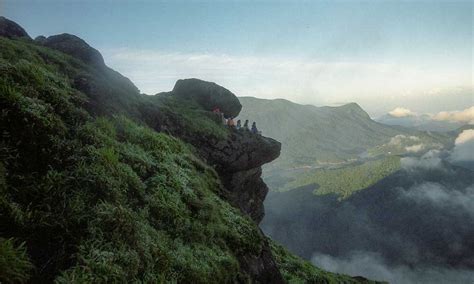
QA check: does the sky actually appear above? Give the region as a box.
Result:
[2,0,473,117]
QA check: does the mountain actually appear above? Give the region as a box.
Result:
[377,113,465,132]
[0,17,375,283]
[238,97,453,192]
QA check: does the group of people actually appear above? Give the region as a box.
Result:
[213,107,260,134]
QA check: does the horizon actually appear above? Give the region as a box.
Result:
[2,0,472,117]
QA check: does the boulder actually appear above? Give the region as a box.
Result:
[42,33,105,68]
[172,78,242,118]
[0,16,31,39]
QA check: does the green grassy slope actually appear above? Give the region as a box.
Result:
[0,34,364,283]
[279,156,402,198]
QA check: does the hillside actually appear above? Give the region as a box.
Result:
[0,17,374,283]
[238,97,454,194]
[239,97,451,169]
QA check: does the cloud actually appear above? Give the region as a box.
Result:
[312,252,474,284]
[455,129,474,145]
[432,106,474,124]
[405,143,425,153]
[401,150,443,170]
[100,48,471,114]
[450,129,474,162]
[403,182,474,217]
[388,135,420,146]
[388,107,416,118]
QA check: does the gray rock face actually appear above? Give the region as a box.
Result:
[172,78,242,118]
[42,33,105,67]
[0,16,31,39]
[193,130,281,223]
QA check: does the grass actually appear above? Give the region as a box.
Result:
[0,35,373,283]
[282,156,401,198]
[0,238,33,283]
[0,37,257,282]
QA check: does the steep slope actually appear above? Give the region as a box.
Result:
[0,17,371,283]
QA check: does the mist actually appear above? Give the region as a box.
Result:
[312,251,474,284]
[262,152,474,283]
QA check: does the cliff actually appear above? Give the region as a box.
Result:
[0,17,375,283]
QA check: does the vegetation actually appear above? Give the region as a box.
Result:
[238,97,452,176]
[0,31,365,282]
[281,156,401,198]
[0,238,33,283]
[145,94,230,140]
[0,35,259,282]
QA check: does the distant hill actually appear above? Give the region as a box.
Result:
[238,97,452,173]
[377,113,465,131]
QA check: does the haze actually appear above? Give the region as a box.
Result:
[3,0,472,117]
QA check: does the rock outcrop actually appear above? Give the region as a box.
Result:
[0,16,31,39]
[41,33,106,68]
[144,79,283,282]
[150,79,281,223]
[197,130,281,223]
[173,78,242,118]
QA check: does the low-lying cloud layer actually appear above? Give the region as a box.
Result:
[402,182,474,218]
[263,151,474,284]
[386,106,474,124]
[312,252,474,284]
[450,129,474,163]
[433,106,474,124]
[388,107,416,118]
[401,150,443,170]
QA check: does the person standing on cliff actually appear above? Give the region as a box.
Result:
[220,112,226,125]
[243,120,249,130]
[227,117,236,128]
[236,120,241,130]
[251,122,259,134]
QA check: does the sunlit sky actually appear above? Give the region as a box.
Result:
[2,0,473,117]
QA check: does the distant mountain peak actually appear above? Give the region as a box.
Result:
[329,102,371,119]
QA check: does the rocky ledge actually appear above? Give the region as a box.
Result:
[197,129,281,223]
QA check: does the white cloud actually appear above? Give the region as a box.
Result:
[405,143,425,153]
[312,251,474,284]
[100,48,471,114]
[401,150,443,170]
[388,135,420,146]
[454,129,474,145]
[450,129,474,162]
[388,107,416,118]
[403,183,474,217]
[432,106,474,124]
